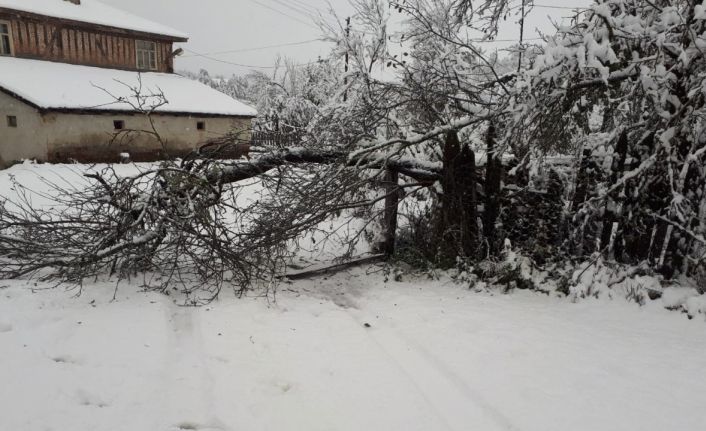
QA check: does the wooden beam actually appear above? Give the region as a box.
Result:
[281,254,387,280]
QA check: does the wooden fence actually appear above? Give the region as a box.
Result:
[251,131,303,148]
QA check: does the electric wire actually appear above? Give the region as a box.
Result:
[246,0,318,28]
[181,38,325,58]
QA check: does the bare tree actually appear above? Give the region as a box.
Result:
[95,75,171,157]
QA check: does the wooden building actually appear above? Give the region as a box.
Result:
[0,0,256,167]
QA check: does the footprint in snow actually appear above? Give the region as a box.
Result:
[76,389,109,408]
[174,422,224,431]
[0,322,12,333]
[272,379,293,394]
[51,355,80,365]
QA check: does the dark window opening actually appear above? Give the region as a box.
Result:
[55,30,63,51]
[7,115,17,128]
[0,21,12,56]
[113,120,125,130]
[196,121,206,131]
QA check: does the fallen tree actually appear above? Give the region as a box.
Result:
[0,0,525,299]
[7,0,703,302]
[0,143,441,301]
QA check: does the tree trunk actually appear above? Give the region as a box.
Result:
[437,130,478,264]
[621,133,655,262]
[600,130,628,259]
[483,123,502,256]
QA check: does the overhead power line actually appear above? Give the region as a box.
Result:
[269,0,317,20]
[287,0,319,13]
[185,2,583,70]
[475,36,546,43]
[533,3,589,10]
[246,0,318,28]
[384,33,546,44]
[269,0,341,29]
[183,48,322,70]
[182,38,325,58]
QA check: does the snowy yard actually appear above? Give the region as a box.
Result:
[0,164,704,431]
[4,0,706,428]
[1,270,705,431]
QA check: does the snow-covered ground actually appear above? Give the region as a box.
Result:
[1,270,705,431]
[1,162,705,431]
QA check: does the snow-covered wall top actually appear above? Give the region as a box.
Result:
[0,0,188,40]
[0,57,257,117]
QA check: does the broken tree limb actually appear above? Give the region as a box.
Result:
[210,147,443,185]
[281,254,387,280]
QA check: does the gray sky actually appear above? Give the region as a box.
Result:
[101,0,589,77]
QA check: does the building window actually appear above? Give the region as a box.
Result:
[7,115,17,127]
[136,40,157,70]
[197,121,206,131]
[0,21,13,56]
[113,120,125,130]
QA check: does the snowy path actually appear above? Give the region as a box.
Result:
[1,271,705,431]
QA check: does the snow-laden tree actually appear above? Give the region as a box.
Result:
[181,69,251,101]
[507,0,706,275]
[243,57,341,134]
[184,59,341,135]
[0,0,543,296]
[307,0,538,263]
[5,0,704,298]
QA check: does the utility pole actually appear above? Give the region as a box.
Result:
[344,16,350,102]
[517,0,525,73]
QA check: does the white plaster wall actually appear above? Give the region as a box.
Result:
[0,91,48,166]
[0,92,252,167]
[44,112,252,162]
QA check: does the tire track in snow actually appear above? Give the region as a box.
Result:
[342,305,520,431]
[163,303,227,431]
[395,329,521,431]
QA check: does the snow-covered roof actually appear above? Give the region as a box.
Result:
[0,0,188,40]
[0,57,257,117]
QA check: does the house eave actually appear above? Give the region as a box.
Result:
[0,86,42,110]
[39,107,256,119]
[0,86,255,119]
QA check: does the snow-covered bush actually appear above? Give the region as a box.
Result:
[468,240,561,293]
[568,257,706,318]
[510,0,706,279]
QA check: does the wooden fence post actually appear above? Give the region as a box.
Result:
[438,131,478,263]
[381,169,399,256]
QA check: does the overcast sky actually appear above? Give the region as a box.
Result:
[101,0,590,77]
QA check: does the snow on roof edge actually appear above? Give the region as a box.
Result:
[0,0,188,40]
[0,57,257,118]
